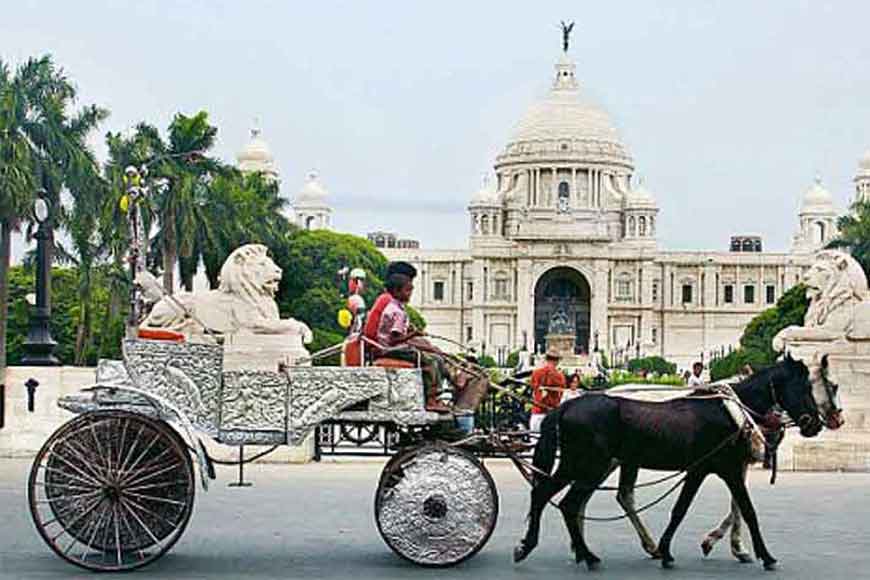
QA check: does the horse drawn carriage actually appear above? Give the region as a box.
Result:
[25,222,852,573]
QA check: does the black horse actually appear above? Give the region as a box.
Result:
[514,356,825,571]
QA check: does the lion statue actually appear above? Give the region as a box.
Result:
[773,250,867,350]
[142,244,313,344]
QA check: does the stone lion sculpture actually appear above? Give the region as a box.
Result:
[143,244,313,344]
[773,250,868,350]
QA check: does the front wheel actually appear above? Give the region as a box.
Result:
[374,443,499,567]
[28,411,195,572]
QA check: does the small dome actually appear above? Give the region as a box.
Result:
[296,171,330,205]
[802,175,835,212]
[237,127,277,177]
[623,181,657,208]
[858,150,870,172]
[469,175,500,207]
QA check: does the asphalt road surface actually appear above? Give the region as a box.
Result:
[1,458,867,580]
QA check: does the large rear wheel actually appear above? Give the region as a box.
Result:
[374,442,499,567]
[28,411,195,572]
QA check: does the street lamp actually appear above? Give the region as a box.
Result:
[22,194,59,366]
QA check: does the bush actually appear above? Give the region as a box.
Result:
[506,350,520,369]
[627,356,677,376]
[478,354,497,368]
[606,370,684,387]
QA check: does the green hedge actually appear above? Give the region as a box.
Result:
[626,356,677,376]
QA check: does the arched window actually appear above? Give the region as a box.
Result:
[639,216,647,236]
[480,214,490,235]
[628,216,636,237]
[813,221,826,244]
[305,216,315,230]
[557,181,570,213]
[649,217,655,235]
[742,239,754,252]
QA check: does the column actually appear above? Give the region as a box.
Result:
[527,169,532,206]
[551,166,557,208]
[572,167,577,204]
[535,169,541,207]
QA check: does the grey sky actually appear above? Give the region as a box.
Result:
[3,0,869,260]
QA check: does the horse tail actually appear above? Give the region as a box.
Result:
[532,409,561,483]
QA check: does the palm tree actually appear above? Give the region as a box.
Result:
[0,56,82,372]
[152,111,218,293]
[828,200,870,281]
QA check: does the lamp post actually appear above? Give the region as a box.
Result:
[22,195,59,366]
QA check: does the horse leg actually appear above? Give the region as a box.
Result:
[656,471,707,569]
[729,462,753,562]
[514,471,569,563]
[560,483,601,569]
[721,469,778,570]
[616,464,660,558]
[700,506,733,557]
[561,465,612,570]
[729,497,753,562]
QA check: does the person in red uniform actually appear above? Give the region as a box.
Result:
[529,348,565,432]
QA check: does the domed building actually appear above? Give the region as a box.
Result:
[372,39,865,369]
[792,175,838,252]
[294,171,333,231]
[236,125,279,182]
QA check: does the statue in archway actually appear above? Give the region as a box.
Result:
[547,306,573,335]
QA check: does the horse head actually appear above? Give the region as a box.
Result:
[809,354,845,430]
[774,355,825,437]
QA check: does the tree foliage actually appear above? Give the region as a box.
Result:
[829,199,870,279]
[710,284,809,380]
[626,356,677,376]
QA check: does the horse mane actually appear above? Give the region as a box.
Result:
[732,360,787,409]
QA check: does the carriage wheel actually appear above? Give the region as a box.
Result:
[28,411,195,572]
[340,422,380,445]
[375,443,499,567]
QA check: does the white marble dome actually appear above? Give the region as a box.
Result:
[624,182,657,208]
[296,171,330,206]
[802,175,835,212]
[237,127,277,178]
[469,176,500,207]
[496,52,632,170]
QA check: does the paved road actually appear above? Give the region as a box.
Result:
[1,457,867,580]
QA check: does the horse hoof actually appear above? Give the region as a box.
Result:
[513,544,529,563]
[661,559,675,570]
[763,559,778,571]
[701,540,713,557]
[649,549,663,560]
[586,559,601,572]
[735,552,754,564]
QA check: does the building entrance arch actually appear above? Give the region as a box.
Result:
[533,266,591,355]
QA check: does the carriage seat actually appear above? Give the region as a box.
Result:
[372,358,416,369]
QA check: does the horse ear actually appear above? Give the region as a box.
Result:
[821,354,829,369]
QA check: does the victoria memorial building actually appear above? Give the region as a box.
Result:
[236,46,870,369]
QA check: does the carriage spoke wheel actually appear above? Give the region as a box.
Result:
[375,443,498,567]
[28,411,195,572]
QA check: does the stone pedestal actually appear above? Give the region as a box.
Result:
[546,333,584,367]
[778,339,870,471]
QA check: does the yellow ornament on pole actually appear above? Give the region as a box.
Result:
[337,308,353,329]
[119,195,130,213]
